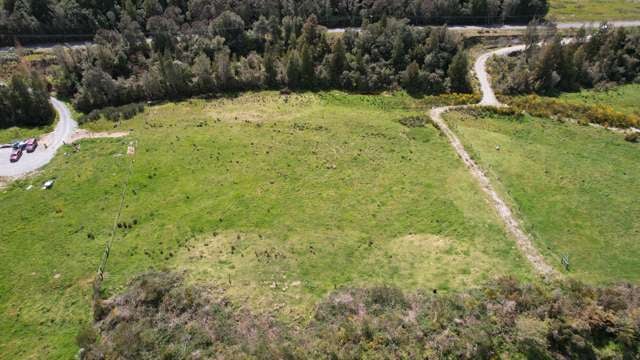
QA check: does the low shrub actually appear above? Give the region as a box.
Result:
[79,103,145,124]
[625,132,639,143]
[80,272,640,359]
[399,116,428,128]
[463,106,525,119]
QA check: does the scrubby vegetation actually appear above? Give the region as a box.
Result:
[398,115,429,128]
[0,0,549,45]
[78,102,144,124]
[555,83,640,116]
[506,95,640,128]
[82,271,640,359]
[0,67,55,128]
[491,23,640,96]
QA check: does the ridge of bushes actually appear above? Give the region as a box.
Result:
[80,272,640,359]
[507,95,640,129]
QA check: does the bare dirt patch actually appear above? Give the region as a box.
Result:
[69,129,129,143]
[0,176,9,189]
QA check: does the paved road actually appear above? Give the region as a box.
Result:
[0,98,77,177]
[429,45,558,278]
[0,41,91,53]
[2,20,639,53]
[327,20,640,33]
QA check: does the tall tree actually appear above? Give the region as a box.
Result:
[286,50,301,88]
[264,44,280,87]
[448,50,471,93]
[402,61,423,94]
[299,43,315,87]
[328,37,347,86]
[192,52,214,93]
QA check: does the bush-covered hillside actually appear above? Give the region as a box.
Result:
[81,271,640,359]
[0,0,549,45]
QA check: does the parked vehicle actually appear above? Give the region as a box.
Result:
[10,148,23,162]
[42,180,55,189]
[11,141,25,150]
[25,138,38,153]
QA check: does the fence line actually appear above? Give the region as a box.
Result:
[92,140,137,304]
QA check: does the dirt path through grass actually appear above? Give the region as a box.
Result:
[429,46,558,278]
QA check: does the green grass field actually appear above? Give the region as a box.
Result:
[0,91,531,359]
[0,124,53,144]
[446,110,640,284]
[549,0,640,21]
[554,84,640,116]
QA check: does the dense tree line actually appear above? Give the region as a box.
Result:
[0,68,55,128]
[0,0,549,45]
[54,16,473,112]
[493,23,640,95]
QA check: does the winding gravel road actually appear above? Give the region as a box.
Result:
[0,98,77,177]
[430,44,558,278]
[475,45,525,106]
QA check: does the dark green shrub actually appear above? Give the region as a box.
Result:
[75,324,98,349]
[79,103,145,124]
[399,116,427,128]
[624,132,638,143]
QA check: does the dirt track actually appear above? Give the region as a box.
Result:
[429,46,558,278]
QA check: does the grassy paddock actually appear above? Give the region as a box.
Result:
[549,0,640,21]
[0,91,529,359]
[446,110,640,284]
[0,124,54,144]
[554,84,640,116]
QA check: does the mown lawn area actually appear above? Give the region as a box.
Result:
[554,84,640,116]
[446,110,640,284]
[549,0,640,21]
[0,91,531,359]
